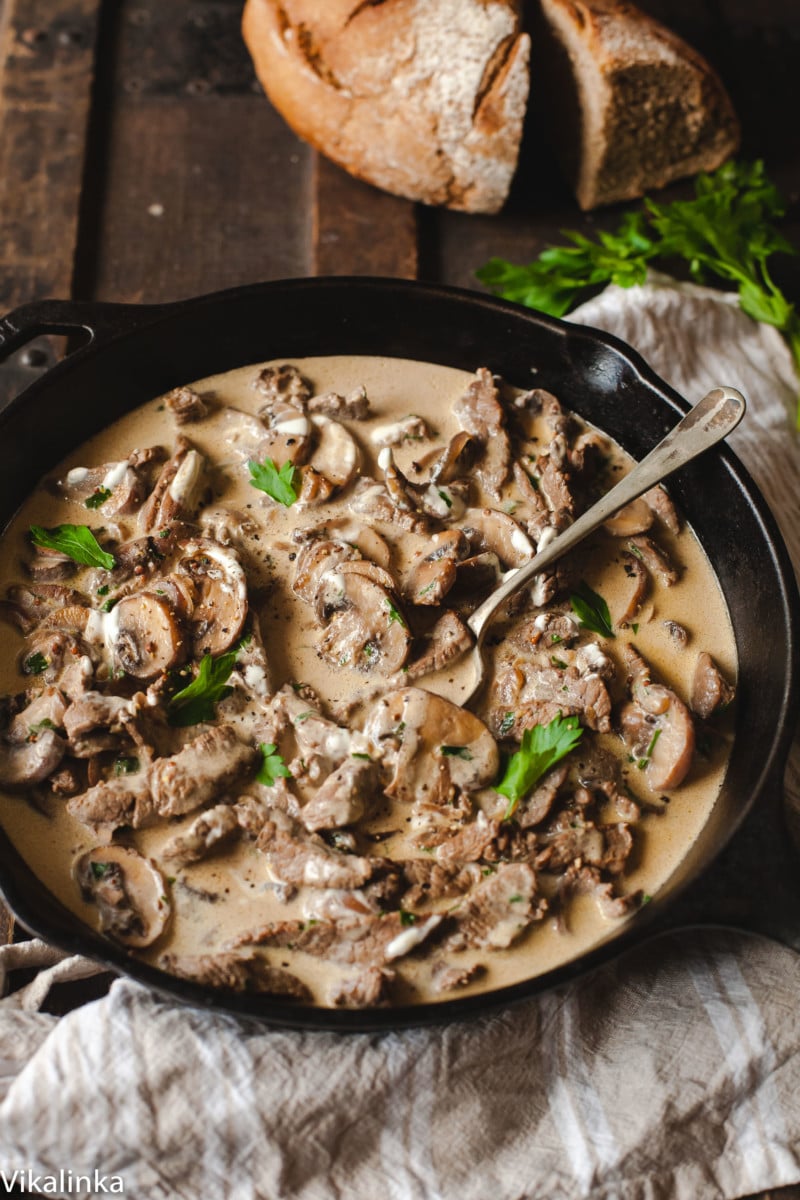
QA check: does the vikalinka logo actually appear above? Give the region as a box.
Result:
[1,1168,124,1194]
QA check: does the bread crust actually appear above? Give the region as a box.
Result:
[535,0,740,209]
[242,0,531,214]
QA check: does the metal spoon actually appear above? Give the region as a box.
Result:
[424,386,746,706]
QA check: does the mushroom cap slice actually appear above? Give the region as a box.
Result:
[316,519,392,570]
[292,538,362,604]
[174,539,248,657]
[318,573,411,675]
[364,687,499,804]
[621,645,696,791]
[603,498,654,537]
[111,592,186,680]
[75,845,171,948]
[0,726,65,789]
[303,415,360,492]
[460,507,533,569]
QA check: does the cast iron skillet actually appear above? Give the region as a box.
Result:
[0,278,797,1031]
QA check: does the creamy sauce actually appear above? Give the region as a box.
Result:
[0,356,736,1006]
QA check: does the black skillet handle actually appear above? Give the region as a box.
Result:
[0,297,167,363]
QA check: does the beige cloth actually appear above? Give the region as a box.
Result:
[0,277,799,1200]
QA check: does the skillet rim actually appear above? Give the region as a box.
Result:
[0,275,797,1031]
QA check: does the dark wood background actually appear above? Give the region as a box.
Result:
[0,3,798,1194]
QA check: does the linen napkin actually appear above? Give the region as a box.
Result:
[1,276,799,1200]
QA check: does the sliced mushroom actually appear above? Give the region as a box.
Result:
[453,551,502,595]
[603,497,654,537]
[315,559,400,621]
[4,583,86,634]
[174,538,248,656]
[298,415,359,500]
[139,436,207,532]
[643,484,680,534]
[691,652,735,719]
[316,519,392,570]
[620,645,695,791]
[111,592,186,680]
[27,546,77,582]
[292,538,362,605]
[364,687,499,805]
[75,845,170,947]
[6,686,68,742]
[620,550,649,624]
[429,431,481,484]
[319,573,411,675]
[370,415,429,448]
[0,726,65,789]
[460,507,533,569]
[57,448,166,517]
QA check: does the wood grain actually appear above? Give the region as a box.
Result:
[312,153,418,279]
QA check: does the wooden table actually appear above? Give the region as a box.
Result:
[0,2,798,1195]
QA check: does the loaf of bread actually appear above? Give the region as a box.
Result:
[242,0,531,214]
[242,0,739,214]
[532,0,740,210]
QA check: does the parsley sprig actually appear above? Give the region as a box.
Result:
[496,713,583,822]
[248,457,299,506]
[30,524,115,571]
[168,646,240,726]
[476,161,800,427]
[570,581,615,638]
[257,742,292,786]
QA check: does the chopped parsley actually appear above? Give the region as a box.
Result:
[96,585,109,597]
[440,745,473,760]
[22,652,48,676]
[496,712,584,821]
[247,457,299,506]
[637,728,662,770]
[257,742,292,786]
[551,656,568,669]
[351,752,372,761]
[30,523,115,571]
[399,909,417,926]
[85,487,112,510]
[114,756,140,775]
[385,598,407,627]
[437,489,453,509]
[498,712,516,737]
[89,861,110,880]
[570,581,615,638]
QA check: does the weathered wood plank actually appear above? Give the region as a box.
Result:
[0,0,101,307]
[312,153,418,279]
[81,0,312,303]
[0,0,101,944]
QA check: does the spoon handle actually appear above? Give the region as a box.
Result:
[467,386,746,643]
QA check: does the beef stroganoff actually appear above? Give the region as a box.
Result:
[0,357,736,1008]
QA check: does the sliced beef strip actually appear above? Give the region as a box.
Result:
[433,812,500,869]
[400,858,481,909]
[162,803,241,865]
[643,484,680,534]
[300,757,380,832]
[515,665,612,734]
[62,692,135,756]
[328,966,395,1008]
[627,536,678,586]
[560,864,643,922]
[150,725,258,819]
[348,476,435,535]
[165,386,210,425]
[256,819,381,890]
[233,910,441,967]
[516,763,568,829]
[405,611,473,681]
[691,652,735,719]
[6,687,68,742]
[444,863,545,952]
[160,951,311,999]
[1,583,86,635]
[620,550,649,624]
[67,769,154,835]
[252,363,312,413]
[308,385,371,420]
[430,960,486,995]
[452,368,511,498]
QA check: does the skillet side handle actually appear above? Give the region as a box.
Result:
[0,298,167,362]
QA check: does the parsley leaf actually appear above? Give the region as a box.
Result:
[570,581,615,638]
[385,598,407,628]
[440,745,473,760]
[114,756,140,775]
[30,524,115,571]
[496,713,583,821]
[257,742,292,786]
[248,457,299,506]
[167,646,240,726]
[477,160,800,427]
[22,651,48,676]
